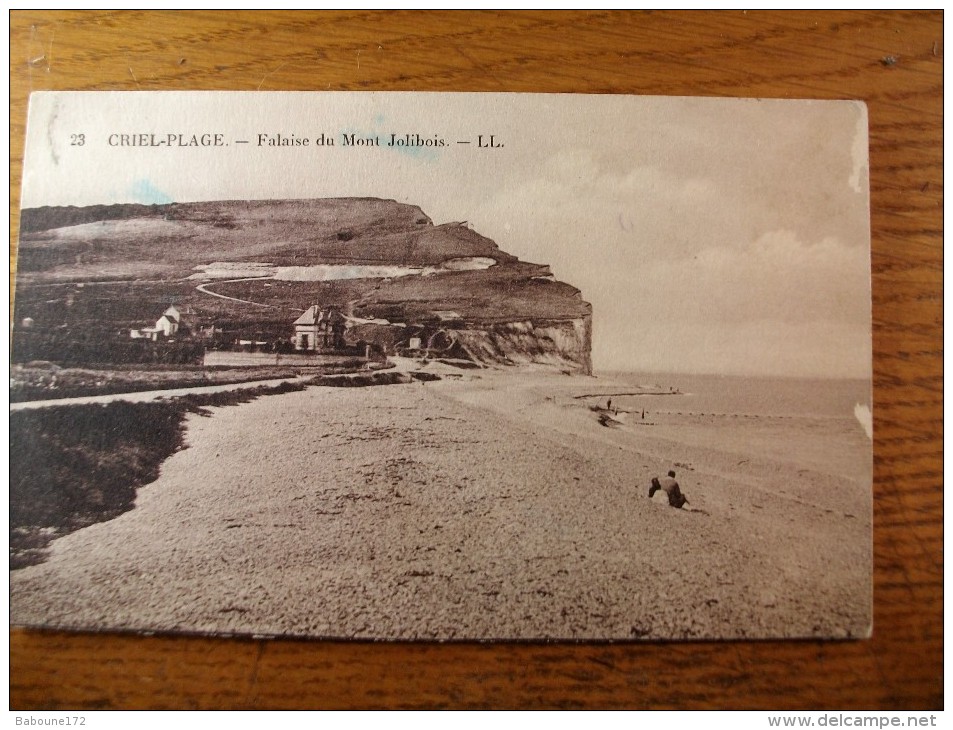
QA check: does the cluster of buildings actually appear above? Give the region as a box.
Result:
[291,305,460,357]
[130,304,463,359]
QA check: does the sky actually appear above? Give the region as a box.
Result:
[20,92,871,377]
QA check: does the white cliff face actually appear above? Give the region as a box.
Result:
[452,315,593,375]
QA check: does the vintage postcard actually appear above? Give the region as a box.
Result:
[10,92,872,640]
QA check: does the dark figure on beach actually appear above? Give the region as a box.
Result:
[607,398,612,412]
[649,470,689,509]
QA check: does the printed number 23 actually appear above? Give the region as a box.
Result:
[70,133,85,146]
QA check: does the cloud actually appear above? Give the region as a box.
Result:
[633,230,872,326]
[590,230,871,375]
[596,318,871,378]
[20,93,872,378]
[468,152,871,376]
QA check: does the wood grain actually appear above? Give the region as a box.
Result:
[9,10,942,710]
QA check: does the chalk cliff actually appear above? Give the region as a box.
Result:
[15,198,593,374]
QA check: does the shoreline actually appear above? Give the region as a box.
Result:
[10,367,871,640]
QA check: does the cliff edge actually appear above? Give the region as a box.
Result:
[14,198,592,374]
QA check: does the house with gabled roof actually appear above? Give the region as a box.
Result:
[293,305,346,351]
[131,305,192,341]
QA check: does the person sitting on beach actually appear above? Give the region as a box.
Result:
[648,471,689,509]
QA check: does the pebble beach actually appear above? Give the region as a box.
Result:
[10,368,872,641]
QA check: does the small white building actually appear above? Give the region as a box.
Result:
[131,305,188,340]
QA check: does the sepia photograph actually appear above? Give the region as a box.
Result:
[10,91,872,641]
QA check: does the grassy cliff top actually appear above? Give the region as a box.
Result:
[14,198,590,332]
[18,198,517,278]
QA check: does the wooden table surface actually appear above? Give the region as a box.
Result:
[9,10,942,710]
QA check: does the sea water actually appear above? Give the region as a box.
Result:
[597,372,872,482]
[599,372,871,419]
